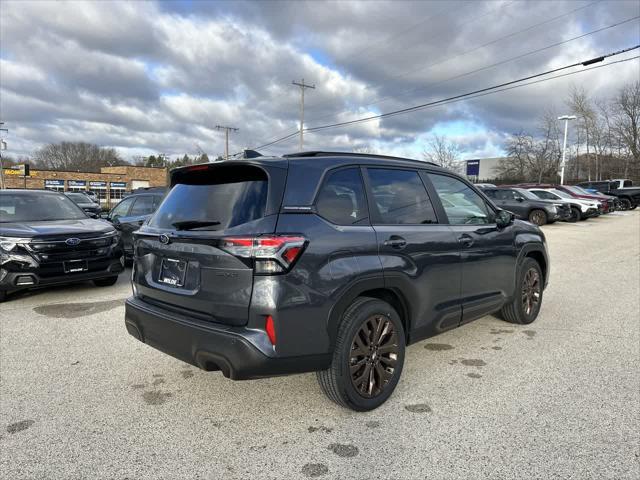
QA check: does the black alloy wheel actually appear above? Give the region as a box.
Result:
[317,297,405,411]
[349,315,399,398]
[619,198,632,211]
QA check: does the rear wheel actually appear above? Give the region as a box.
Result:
[528,209,547,226]
[93,276,118,287]
[500,258,544,325]
[619,198,632,211]
[568,207,581,222]
[317,297,405,411]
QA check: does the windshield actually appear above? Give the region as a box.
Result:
[0,192,88,222]
[66,193,91,204]
[565,186,586,195]
[571,186,592,195]
[550,189,572,199]
[149,166,268,231]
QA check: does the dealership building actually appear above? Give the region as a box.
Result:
[465,157,504,182]
[2,165,168,209]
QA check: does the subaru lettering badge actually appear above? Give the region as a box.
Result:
[65,238,81,246]
[159,234,170,245]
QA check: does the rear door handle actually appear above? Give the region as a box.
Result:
[458,234,474,248]
[384,236,407,249]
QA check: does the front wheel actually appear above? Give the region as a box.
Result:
[93,276,119,287]
[500,258,544,325]
[568,207,581,222]
[528,209,547,226]
[317,297,405,411]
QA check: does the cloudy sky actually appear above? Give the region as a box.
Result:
[1,0,638,162]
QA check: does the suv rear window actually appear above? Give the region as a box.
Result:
[149,166,268,231]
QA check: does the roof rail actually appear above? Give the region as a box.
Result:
[282,151,439,167]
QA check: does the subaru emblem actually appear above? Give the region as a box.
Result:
[159,234,170,245]
[65,238,81,246]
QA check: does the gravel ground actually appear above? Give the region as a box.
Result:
[1,211,639,480]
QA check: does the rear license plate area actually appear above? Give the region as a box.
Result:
[158,258,187,287]
[64,259,88,273]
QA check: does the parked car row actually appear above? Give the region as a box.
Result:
[475,179,639,226]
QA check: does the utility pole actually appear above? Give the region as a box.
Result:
[292,79,315,151]
[0,122,7,190]
[558,115,576,185]
[215,125,239,161]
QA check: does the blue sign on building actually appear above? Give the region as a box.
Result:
[44,179,64,187]
[466,160,480,176]
[68,180,86,187]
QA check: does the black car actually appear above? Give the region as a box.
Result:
[479,186,570,225]
[64,192,102,216]
[575,180,640,210]
[125,152,549,411]
[0,190,124,302]
[104,189,165,257]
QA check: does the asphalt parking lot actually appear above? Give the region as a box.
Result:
[1,212,639,480]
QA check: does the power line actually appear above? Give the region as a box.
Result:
[304,0,602,125]
[306,0,604,124]
[306,45,640,133]
[246,7,631,153]
[236,51,638,156]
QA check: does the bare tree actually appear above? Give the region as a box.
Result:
[33,142,127,172]
[497,130,533,180]
[422,134,463,173]
[612,81,640,177]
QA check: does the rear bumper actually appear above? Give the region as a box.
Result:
[124,296,331,380]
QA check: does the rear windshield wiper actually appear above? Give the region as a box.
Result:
[172,220,221,231]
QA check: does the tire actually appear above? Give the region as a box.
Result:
[0,290,6,303]
[317,297,405,411]
[568,207,581,222]
[630,204,637,210]
[500,258,544,325]
[93,276,119,287]
[619,198,632,211]
[528,209,547,226]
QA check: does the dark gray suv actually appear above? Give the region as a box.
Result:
[125,152,549,411]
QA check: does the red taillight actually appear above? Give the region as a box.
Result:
[219,235,306,274]
[265,315,276,345]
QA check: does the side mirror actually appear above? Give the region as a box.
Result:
[496,209,514,228]
[89,213,100,219]
[516,197,524,202]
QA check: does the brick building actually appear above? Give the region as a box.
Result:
[2,165,168,209]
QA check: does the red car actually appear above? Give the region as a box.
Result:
[516,184,613,213]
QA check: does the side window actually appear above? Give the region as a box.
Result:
[110,197,134,219]
[367,168,437,224]
[153,195,163,210]
[534,190,552,200]
[623,180,632,187]
[428,174,494,225]
[315,168,368,225]
[130,195,155,216]
[482,189,497,199]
